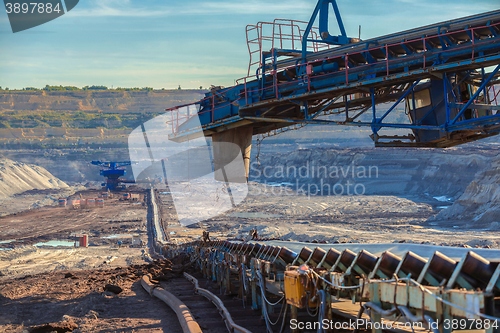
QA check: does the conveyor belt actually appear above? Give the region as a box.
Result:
[253,240,500,261]
[179,239,500,333]
[273,9,500,70]
[165,4,500,148]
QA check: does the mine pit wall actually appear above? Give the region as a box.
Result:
[249,147,494,199]
[1,141,498,227]
[0,128,131,139]
[0,145,494,200]
[0,148,133,183]
[0,90,206,114]
[431,155,500,228]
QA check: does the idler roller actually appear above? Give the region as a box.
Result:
[378,251,401,277]
[251,243,263,255]
[278,247,298,264]
[426,252,457,284]
[337,249,356,272]
[356,250,379,273]
[460,251,497,288]
[270,246,281,258]
[262,246,275,259]
[298,247,313,262]
[240,243,252,254]
[323,248,341,268]
[258,245,272,259]
[311,247,327,266]
[399,251,427,278]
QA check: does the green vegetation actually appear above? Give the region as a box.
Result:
[43,85,80,91]
[82,85,108,90]
[0,86,160,92]
[0,110,161,129]
[114,87,154,91]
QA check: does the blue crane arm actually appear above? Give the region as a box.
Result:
[91,161,132,169]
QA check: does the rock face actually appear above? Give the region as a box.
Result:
[431,156,500,229]
[251,145,500,229]
[250,147,492,199]
[0,158,68,198]
[0,90,204,114]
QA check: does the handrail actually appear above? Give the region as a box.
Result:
[167,21,500,139]
[184,272,253,333]
[235,21,500,103]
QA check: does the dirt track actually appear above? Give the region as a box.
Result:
[0,189,147,247]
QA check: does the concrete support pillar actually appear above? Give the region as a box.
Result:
[212,126,253,182]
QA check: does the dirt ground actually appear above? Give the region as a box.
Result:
[175,183,500,249]
[0,188,78,218]
[1,183,499,332]
[0,188,154,281]
[0,187,190,333]
[0,189,147,248]
[0,262,184,333]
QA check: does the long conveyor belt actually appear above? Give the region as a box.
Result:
[170,239,500,333]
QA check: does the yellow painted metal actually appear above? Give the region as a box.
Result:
[284,266,316,309]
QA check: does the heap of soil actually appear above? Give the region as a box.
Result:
[0,158,68,198]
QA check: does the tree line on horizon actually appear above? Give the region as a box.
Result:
[0,85,206,91]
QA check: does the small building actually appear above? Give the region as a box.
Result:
[75,234,88,247]
[86,198,96,207]
[96,198,104,208]
[132,235,143,247]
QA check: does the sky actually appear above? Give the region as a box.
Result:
[0,0,498,90]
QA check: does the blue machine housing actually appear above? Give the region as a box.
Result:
[91,161,134,191]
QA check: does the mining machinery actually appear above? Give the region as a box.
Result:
[91,160,135,191]
[163,0,500,178]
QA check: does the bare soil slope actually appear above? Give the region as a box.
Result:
[431,155,500,229]
[0,158,68,198]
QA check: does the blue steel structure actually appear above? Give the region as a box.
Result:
[91,160,134,191]
[166,1,500,147]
